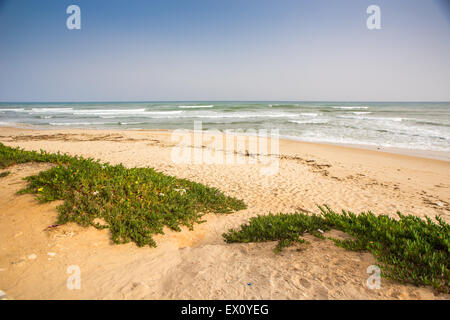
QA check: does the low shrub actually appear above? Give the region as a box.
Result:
[223,205,449,292]
[0,143,246,247]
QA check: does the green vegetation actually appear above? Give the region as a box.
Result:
[223,212,331,253]
[0,144,73,169]
[223,205,449,293]
[0,143,246,247]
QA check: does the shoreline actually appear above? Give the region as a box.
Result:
[1,125,449,162]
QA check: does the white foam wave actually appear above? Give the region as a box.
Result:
[299,113,318,117]
[188,112,298,119]
[338,115,402,122]
[289,119,329,124]
[99,110,184,118]
[117,122,148,125]
[72,108,147,115]
[49,122,110,126]
[146,111,184,115]
[31,108,74,113]
[97,111,298,119]
[0,108,26,112]
[178,105,213,109]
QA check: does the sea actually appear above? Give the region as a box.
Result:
[1,101,449,153]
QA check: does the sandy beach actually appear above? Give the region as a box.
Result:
[0,126,449,300]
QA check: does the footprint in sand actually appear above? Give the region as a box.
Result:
[300,279,312,289]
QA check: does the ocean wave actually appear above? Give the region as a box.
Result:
[49,120,152,126]
[337,115,403,122]
[146,111,184,115]
[31,108,74,113]
[268,104,300,108]
[100,111,299,119]
[32,110,303,120]
[117,122,147,125]
[289,119,329,124]
[349,112,372,115]
[293,135,450,152]
[299,113,318,117]
[187,112,299,119]
[0,108,27,112]
[178,105,214,109]
[49,121,149,126]
[333,106,369,110]
[49,122,111,126]
[98,110,184,118]
[72,108,147,115]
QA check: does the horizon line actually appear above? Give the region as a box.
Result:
[1,100,450,104]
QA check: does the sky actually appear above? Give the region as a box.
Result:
[0,0,449,102]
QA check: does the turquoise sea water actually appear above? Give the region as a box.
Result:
[1,101,449,152]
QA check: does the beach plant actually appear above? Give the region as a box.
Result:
[0,143,246,247]
[223,205,449,293]
[223,212,332,253]
[0,144,73,169]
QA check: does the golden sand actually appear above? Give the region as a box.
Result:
[0,127,449,299]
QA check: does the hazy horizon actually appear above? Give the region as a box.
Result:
[2,100,450,103]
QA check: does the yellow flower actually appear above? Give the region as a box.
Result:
[38,187,43,192]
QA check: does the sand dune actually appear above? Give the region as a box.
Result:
[0,127,449,300]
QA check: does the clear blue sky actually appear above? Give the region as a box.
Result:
[0,0,449,102]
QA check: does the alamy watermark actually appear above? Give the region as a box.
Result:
[66,5,81,30]
[66,5,381,31]
[67,265,81,290]
[367,5,381,30]
[366,265,381,289]
[171,121,280,176]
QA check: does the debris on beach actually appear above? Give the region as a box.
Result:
[46,224,61,229]
[11,258,25,266]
